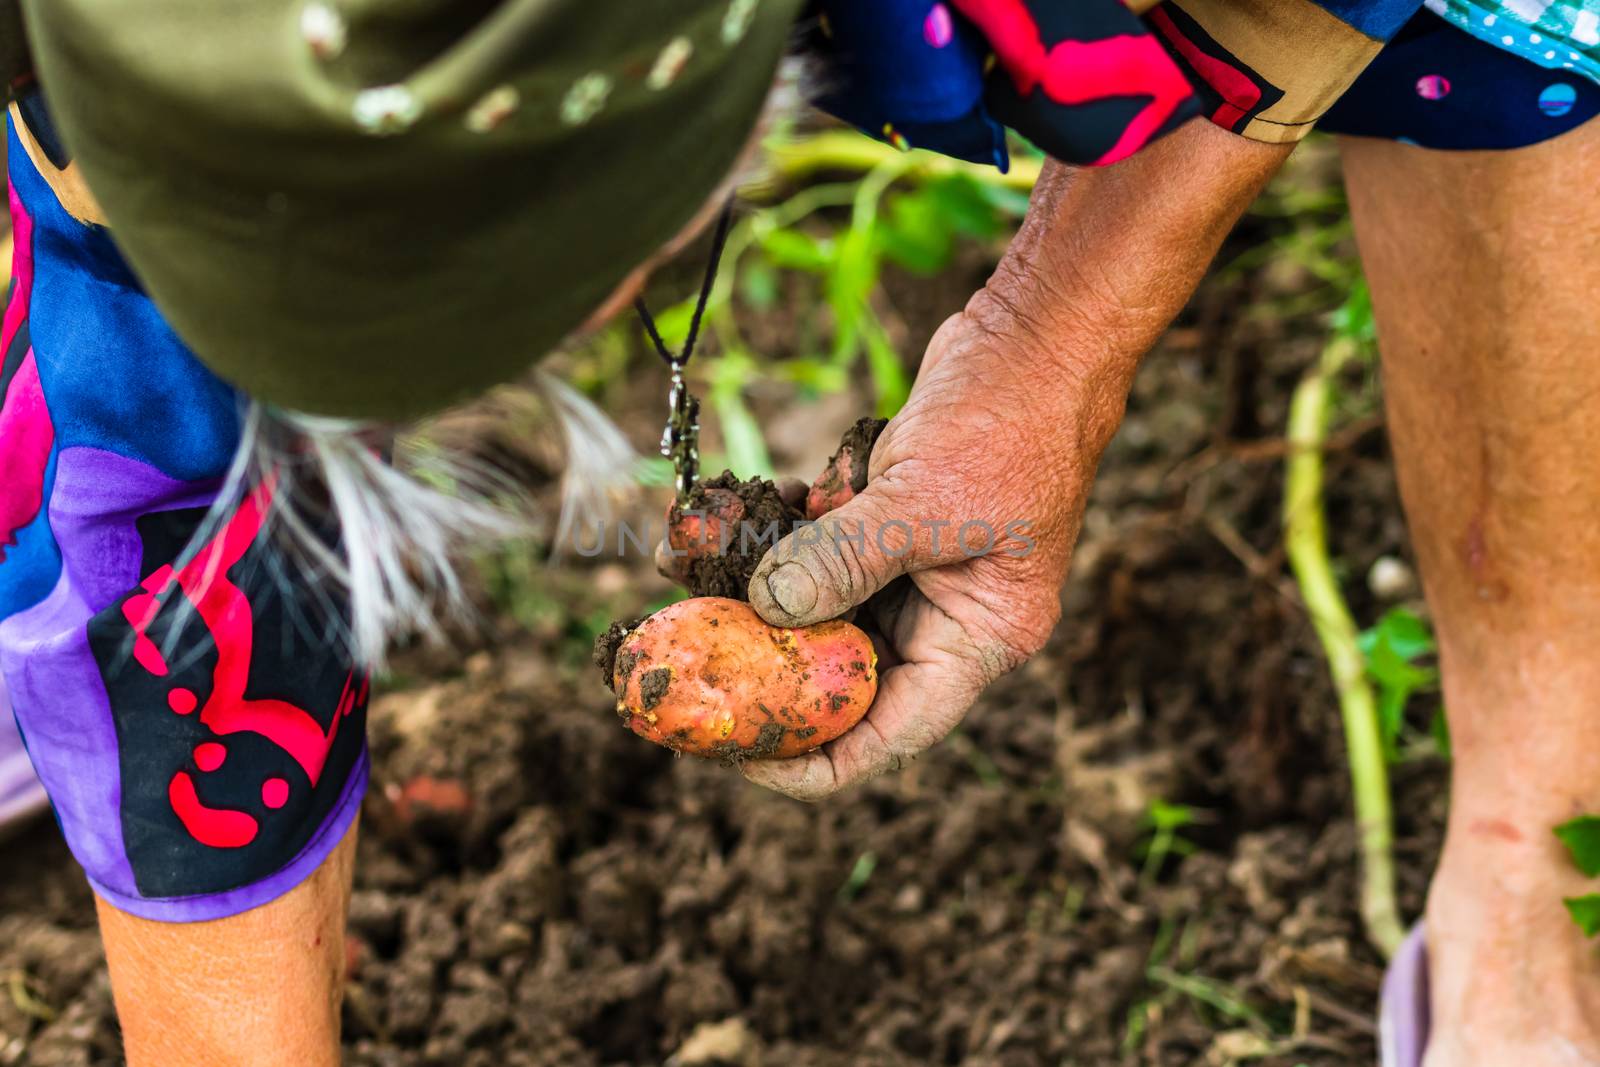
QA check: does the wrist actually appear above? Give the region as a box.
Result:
[958,275,1142,456]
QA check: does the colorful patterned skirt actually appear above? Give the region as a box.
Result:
[0,114,367,921]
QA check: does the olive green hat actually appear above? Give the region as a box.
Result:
[18,0,801,419]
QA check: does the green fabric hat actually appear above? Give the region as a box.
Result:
[19,0,800,420]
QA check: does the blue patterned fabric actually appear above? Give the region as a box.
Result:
[817,0,1597,159]
[1321,7,1600,145]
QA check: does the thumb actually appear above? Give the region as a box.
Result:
[748,485,917,627]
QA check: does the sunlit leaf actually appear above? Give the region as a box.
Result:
[739,257,779,309]
[710,354,773,479]
[760,228,834,273]
[877,190,954,275]
[1330,277,1376,345]
[862,314,910,417]
[926,174,1004,240]
[649,301,695,349]
[1565,894,1600,936]
[1556,815,1600,878]
[1358,608,1439,757]
[1142,799,1198,833]
[778,358,850,394]
[826,223,878,359]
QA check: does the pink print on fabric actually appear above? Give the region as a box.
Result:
[0,180,51,565]
[924,3,955,48]
[119,477,366,848]
[2,180,34,357]
[0,353,53,563]
[1416,74,1452,100]
[950,0,1193,165]
[1146,7,1265,130]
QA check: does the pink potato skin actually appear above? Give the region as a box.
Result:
[658,489,744,586]
[611,598,878,760]
[804,448,861,521]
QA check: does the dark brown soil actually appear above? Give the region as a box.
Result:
[592,619,642,694]
[0,144,1446,1067]
[665,471,804,601]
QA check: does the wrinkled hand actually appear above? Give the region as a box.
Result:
[742,302,1132,799]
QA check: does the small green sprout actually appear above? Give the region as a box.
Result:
[1554,815,1600,935]
[838,850,878,903]
[1356,607,1442,760]
[1137,800,1203,886]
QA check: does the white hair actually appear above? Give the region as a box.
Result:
[184,369,635,672]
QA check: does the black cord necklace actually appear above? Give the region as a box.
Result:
[634,198,736,506]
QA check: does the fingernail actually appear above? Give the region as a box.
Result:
[766,562,818,618]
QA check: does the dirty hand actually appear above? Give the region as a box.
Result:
[742,297,1135,799]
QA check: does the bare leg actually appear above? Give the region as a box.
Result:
[1342,121,1600,1066]
[97,822,357,1067]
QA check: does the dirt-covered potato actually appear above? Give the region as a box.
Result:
[805,416,886,520]
[658,471,804,599]
[601,598,877,761]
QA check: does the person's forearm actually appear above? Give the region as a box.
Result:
[964,119,1294,446]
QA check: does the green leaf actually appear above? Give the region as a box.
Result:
[1377,687,1409,758]
[1359,608,1439,757]
[648,300,696,350]
[876,190,954,276]
[759,228,834,273]
[1364,639,1433,694]
[1555,815,1600,877]
[1565,894,1600,937]
[709,354,773,479]
[838,851,878,902]
[861,314,910,417]
[1430,707,1452,760]
[926,174,1004,239]
[777,357,849,394]
[1142,799,1197,833]
[1358,607,1434,661]
[1377,608,1435,660]
[973,180,1033,219]
[826,222,879,360]
[1330,277,1376,345]
[739,257,779,309]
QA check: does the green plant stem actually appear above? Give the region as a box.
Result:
[755,130,1044,196]
[1282,336,1405,959]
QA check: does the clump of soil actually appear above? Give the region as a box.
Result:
[591,618,642,693]
[663,470,803,601]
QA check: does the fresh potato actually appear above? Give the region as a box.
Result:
[609,597,877,760]
[658,486,742,587]
[806,416,885,520]
[657,472,803,599]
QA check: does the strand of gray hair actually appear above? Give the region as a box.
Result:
[154,371,635,672]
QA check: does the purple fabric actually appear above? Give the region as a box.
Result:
[1380,924,1430,1067]
[0,445,368,921]
[0,446,201,895]
[0,675,46,829]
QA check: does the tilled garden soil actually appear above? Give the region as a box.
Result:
[0,150,1446,1067]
